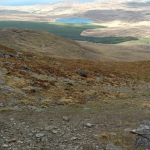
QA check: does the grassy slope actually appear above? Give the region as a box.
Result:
[1,43,150,84]
[0,28,101,61]
[0,21,138,44]
[0,44,150,149]
[138,38,150,44]
[78,41,150,62]
[0,27,144,62]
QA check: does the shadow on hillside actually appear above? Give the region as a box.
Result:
[84,9,147,23]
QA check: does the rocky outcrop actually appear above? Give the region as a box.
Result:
[131,122,150,149]
[0,49,31,60]
[0,50,15,58]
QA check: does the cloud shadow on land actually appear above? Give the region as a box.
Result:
[83,9,147,23]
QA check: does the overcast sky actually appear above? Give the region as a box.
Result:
[0,0,98,6]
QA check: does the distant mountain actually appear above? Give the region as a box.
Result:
[0,0,149,23]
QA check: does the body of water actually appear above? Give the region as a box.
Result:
[55,18,94,23]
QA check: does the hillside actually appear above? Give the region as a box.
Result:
[0,27,101,60]
[0,43,150,149]
[78,41,150,62]
[0,0,150,149]
[0,27,149,62]
[0,21,139,44]
[0,0,150,52]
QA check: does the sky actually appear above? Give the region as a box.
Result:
[0,0,99,6]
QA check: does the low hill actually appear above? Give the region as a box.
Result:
[0,27,149,62]
[0,27,101,60]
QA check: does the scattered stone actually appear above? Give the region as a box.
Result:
[24,65,30,71]
[10,118,14,121]
[124,128,132,132]
[85,123,92,128]
[13,106,19,110]
[28,133,33,137]
[17,141,24,144]
[2,144,9,148]
[16,51,22,55]
[51,130,58,134]
[59,132,65,137]
[59,145,66,149]
[75,69,87,77]
[0,85,27,95]
[63,116,69,121]
[106,143,122,150]
[36,133,45,138]
[71,137,78,141]
[0,50,4,57]
[45,125,54,131]
[28,81,35,85]
[96,77,101,80]
[0,103,3,107]
[35,108,43,112]
[28,106,37,110]
[31,87,40,93]
[7,138,16,143]
[5,54,10,59]
[0,50,15,58]
[0,80,6,85]
[22,87,30,91]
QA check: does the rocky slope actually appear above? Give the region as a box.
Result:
[0,43,150,149]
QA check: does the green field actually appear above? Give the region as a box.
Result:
[0,21,138,44]
[138,37,150,44]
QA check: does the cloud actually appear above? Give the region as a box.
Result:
[0,0,98,6]
[0,0,63,6]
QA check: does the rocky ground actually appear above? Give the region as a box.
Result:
[0,44,150,149]
[0,89,150,150]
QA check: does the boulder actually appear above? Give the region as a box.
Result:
[131,124,150,149]
[75,69,87,77]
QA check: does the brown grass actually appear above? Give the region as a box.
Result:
[0,43,150,107]
[78,41,150,62]
[0,28,100,61]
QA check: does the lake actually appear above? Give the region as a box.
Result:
[55,18,94,23]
